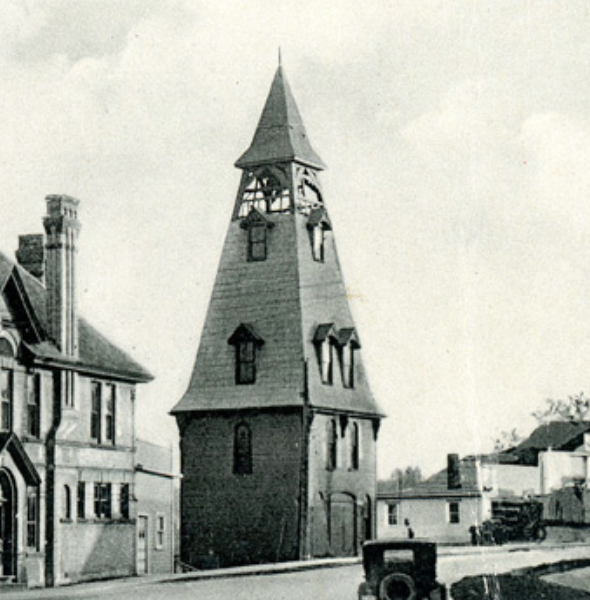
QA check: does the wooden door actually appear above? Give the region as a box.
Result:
[137,515,149,575]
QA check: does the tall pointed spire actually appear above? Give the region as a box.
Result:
[235,66,326,170]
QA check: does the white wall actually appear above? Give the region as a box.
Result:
[377,497,482,544]
[540,451,589,494]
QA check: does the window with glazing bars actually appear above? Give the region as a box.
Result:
[0,369,12,431]
[248,224,267,261]
[94,483,112,519]
[91,382,101,442]
[105,384,116,444]
[27,373,41,438]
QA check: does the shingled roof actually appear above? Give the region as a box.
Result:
[378,459,482,500]
[0,251,152,382]
[511,421,590,465]
[235,66,326,171]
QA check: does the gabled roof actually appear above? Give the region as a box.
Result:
[378,460,482,500]
[307,207,332,230]
[227,323,265,346]
[0,432,41,485]
[239,207,275,230]
[313,323,337,344]
[338,327,361,349]
[516,421,590,451]
[235,66,326,171]
[0,251,152,383]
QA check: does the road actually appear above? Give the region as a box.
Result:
[4,545,590,600]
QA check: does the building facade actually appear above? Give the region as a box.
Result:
[172,66,384,568]
[0,195,152,587]
[135,439,178,575]
[377,455,539,544]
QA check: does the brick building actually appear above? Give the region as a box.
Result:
[171,66,384,568]
[0,195,152,587]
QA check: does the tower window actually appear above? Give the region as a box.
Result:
[228,324,264,385]
[327,419,338,471]
[307,208,331,263]
[248,224,267,262]
[312,226,324,262]
[234,422,253,475]
[236,341,256,384]
[314,324,337,386]
[338,328,361,388]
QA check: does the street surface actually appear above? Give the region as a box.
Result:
[4,544,590,600]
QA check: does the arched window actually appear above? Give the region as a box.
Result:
[0,338,14,357]
[350,423,360,470]
[234,423,252,475]
[63,485,72,520]
[327,419,338,471]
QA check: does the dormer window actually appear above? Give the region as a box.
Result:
[314,324,337,385]
[249,224,267,261]
[307,208,331,263]
[240,208,275,263]
[338,328,361,389]
[228,324,265,385]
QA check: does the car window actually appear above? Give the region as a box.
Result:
[383,550,413,564]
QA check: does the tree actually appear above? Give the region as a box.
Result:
[532,392,590,424]
[388,466,423,490]
[492,428,523,452]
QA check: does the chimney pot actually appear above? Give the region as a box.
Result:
[15,234,45,281]
[447,453,462,490]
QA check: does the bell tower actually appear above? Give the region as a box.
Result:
[173,65,383,568]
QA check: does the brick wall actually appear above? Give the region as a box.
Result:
[180,409,303,567]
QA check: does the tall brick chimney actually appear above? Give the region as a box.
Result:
[447,453,462,490]
[43,195,81,357]
[16,234,46,281]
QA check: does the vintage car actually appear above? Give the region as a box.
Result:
[358,540,447,600]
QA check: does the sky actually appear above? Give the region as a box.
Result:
[2,0,590,478]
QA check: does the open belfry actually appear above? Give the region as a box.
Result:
[172,64,384,567]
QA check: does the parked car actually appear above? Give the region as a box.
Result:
[358,540,447,600]
[470,498,547,545]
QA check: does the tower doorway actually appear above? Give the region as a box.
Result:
[0,470,17,578]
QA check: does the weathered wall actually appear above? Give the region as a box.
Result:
[180,410,302,567]
[377,497,482,544]
[135,440,176,574]
[60,521,135,582]
[307,412,377,557]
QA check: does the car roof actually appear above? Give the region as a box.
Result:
[363,539,437,552]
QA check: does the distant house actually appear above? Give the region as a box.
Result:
[378,421,590,542]
[135,440,178,575]
[0,195,153,588]
[377,454,539,544]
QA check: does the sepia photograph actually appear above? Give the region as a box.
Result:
[1,1,590,598]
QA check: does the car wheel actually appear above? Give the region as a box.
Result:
[379,573,417,600]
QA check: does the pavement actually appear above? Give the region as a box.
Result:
[4,541,590,598]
